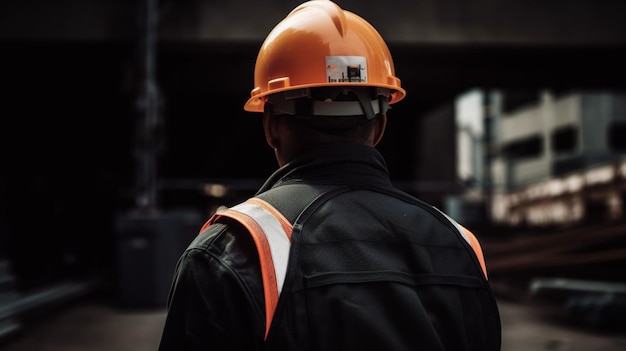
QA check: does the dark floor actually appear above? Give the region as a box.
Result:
[2,294,626,351]
[1,296,166,351]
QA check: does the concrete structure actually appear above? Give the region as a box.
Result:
[450,89,626,227]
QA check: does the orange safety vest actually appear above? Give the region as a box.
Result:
[200,197,488,340]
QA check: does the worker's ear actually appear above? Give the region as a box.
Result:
[263,104,280,149]
[372,114,387,146]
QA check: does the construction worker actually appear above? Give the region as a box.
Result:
[158,1,501,350]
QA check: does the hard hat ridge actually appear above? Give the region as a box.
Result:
[291,0,348,37]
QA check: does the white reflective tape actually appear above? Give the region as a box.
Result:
[230,202,291,294]
[432,206,471,245]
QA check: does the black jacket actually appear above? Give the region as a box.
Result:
[158,143,501,351]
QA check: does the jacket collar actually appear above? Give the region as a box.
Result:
[256,143,392,194]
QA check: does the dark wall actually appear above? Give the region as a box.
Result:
[3,41,136,289]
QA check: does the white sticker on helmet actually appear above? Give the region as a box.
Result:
[326,56,367,83]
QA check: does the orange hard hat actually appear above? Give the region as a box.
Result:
[243,0,406,114]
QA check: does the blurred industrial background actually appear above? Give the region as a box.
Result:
[1,0,626,349]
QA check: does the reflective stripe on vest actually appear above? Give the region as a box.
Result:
[200,199,487,339]
[200,198,292,339]
[436,208,489,280]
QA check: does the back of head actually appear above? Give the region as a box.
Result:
[244,0,406,127]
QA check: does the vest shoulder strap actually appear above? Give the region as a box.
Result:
[199,197,292,339]
[434,207,489,279]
